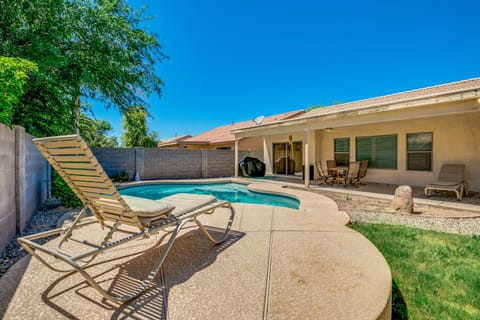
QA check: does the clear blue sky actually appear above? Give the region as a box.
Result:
[92,0,480,141]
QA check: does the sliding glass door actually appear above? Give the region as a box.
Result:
[272,141,302,175]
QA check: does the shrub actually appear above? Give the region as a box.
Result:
[51,171,81,207]
[110,171,130,182]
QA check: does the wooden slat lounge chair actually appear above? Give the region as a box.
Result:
[17,134,235,303]
[424,164,468,200]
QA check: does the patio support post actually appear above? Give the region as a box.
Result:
[304,129,310,188]
[234,138,239,178]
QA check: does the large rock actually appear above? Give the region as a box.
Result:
[392,185,414,213]
[239,157,266,177]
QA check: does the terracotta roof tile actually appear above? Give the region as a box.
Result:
[185,110,304,145]
[299,77,480,119]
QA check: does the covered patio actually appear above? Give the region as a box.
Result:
[232,78,480,194]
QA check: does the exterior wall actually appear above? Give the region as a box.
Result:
[183,137,264,151]
[17,128,48,232]
[92,147,136,180]
[0,124,48,252]
[0,125,17,251]
[143,148,202,179]
[92,148,264,180]
[316,112,480,191]
[238,137,263,151]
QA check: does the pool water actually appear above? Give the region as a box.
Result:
[119,182,299,209]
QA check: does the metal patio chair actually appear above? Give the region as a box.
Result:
[17,134,235,303]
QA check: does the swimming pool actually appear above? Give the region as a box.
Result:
[119,182,299,209]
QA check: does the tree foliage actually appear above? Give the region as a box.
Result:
[0,0,166,136]
[121,106,158,147]
[79,113,118,147]
[0,56,37,127]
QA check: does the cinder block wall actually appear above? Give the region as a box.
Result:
[19,129,48,232]
[0,125,17,251]
[92,148,264,180]
[143,148,202,179]
[0,124,48,251]
[92,147,136,180]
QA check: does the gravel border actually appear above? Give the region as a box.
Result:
[0,205,69,280]
[347,211,480,235]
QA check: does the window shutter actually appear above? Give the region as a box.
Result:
[334,138,350,166]
[356,135,397,169]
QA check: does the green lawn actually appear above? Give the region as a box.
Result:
[349,222,480,320]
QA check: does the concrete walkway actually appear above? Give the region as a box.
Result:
[0,182,392,320]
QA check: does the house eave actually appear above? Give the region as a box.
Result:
[232,89,480,137]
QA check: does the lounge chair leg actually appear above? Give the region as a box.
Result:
[73,219,188,303]
[194,203,235,245]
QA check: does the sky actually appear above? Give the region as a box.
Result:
[92,0,480,141]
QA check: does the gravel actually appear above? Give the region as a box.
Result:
[347,211,480,235]
[0,203,69,280]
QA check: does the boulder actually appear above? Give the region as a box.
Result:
[392,185,414,213]
[239,157,266,177]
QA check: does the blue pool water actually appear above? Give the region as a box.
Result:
[119,183,299,209]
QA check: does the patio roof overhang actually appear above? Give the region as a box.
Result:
[232,88,480,138]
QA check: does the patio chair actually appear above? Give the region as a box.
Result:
[326,160,337,175]
[315,161,336,185]
[424,164,468,200]
[337,161,361,186]
[17,134,235,303]
[357,159,369,185]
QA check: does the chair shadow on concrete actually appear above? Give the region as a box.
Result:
[41,227,245,319]
[392,279,408,320]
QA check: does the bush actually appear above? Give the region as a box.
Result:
[110,171,130,182]
[51,171,81,207]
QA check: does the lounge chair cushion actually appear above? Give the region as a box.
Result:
[157,193,217,216]
[122,195,174,218]
[427,181,463,187]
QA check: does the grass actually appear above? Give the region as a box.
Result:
[349,222,480,320]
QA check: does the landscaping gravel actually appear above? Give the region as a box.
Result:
[313,190,480,235]
[0,204,70,280]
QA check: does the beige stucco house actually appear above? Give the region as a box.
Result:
[232,78,480,192]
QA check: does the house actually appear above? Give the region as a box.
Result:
[176,110,305,150]
[157,135,192,149]
[231,78,480,191]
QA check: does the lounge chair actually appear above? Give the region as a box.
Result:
[424,164,468,200]
[315,161,336,185]
[17,134,235,303]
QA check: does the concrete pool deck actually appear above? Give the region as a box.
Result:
[0,180,392,320]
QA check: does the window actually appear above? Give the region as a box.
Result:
[334,138,350,166]
[356,134,397,169]
[407,132,432,171]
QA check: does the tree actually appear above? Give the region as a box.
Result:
[0,0,166,136]
[121,106,158,147]
[0,56,37,127]
[306,101,342,112]
[79,113,118,147]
